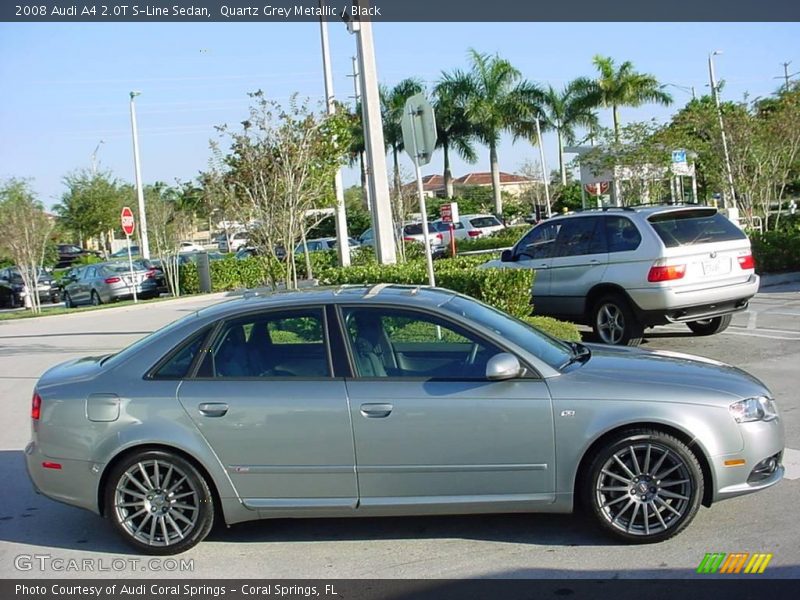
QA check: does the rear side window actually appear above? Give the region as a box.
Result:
[470,216,502,228]
[648,210,746,247]
[606,217,642,253]
[151,328,210,379]
[553,217,606,257]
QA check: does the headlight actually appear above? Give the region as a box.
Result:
[729,396,779,423]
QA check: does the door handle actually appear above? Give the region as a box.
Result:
[198,402,228,417]
[535,263,549,270]
[588,259,601,264]
[360,403,393,418]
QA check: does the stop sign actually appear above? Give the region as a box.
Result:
[584,182,610,196]
[120,206,135,237]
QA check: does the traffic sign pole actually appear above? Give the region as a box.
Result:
[126,236,138,304]
[121,206,138,304]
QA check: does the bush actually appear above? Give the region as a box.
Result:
[750,230,800,274]
[179,256,285,295]
[318,255,534,319]
[522,316,581,342]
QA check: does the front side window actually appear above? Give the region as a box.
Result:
[342,307,503,379]
[200,308,330,378]
[515,221,562,260]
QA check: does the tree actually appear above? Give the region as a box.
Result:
[54,169,127,252]
[216,92,352,289]
[145,182,191,296]
[0,179,54,314]
[380,78,425,199]
[433,76,478,198]
[447,49,544,215]
[535,82,599,185]
[576,55,672,142]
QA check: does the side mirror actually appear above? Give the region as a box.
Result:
[485,352,523,381]
[500,249,514,263]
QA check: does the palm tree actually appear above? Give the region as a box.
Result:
[576,55,672,142]
[535,82,599,185]
[452,49,544,215]
[380,78,425,197]
[433,76,478,198]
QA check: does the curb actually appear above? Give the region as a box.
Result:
[759,271,800,289]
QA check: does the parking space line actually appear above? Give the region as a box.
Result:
[783,448,800,481]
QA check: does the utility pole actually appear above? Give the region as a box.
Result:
[775,61,799,92]
[534,117,552,218]
[318,1,350,267]
[346,0,396,264]
[129,91,150,259]
[708,52,736,211]
[90,140,104,176]
[348,55,373,216]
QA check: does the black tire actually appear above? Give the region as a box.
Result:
[687,314,732,336]
[91,290,101,306]
[591,294,644,346]
[581,428,703,544]
[9,293,20,309]
[64,292,74,309]
[104,449,214,555]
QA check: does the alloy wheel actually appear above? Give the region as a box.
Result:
[596,303,625,344]
[594,442,693,537]
[113,459,200,547]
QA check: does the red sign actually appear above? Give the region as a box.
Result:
[439,202,459,224]
[120,206,135,237]
[584,182,610,196]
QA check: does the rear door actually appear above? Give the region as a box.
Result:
[177,307,358,511]
[545,216,608,317]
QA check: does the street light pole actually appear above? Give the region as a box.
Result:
[347,0,396,264]
[129,91,150,259]
[708,52,736,210]
[318,1,350,267]
[90,140,104,175]
[534,117,552,218]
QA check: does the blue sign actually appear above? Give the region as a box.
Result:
[672,149,687,164]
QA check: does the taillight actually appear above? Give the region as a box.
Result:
[104,276,121,284]
[402,237,416,242]
[738,254,755,270]
[468,230,482,237]
[647,263,686,282]
[31,392,41,420]
[435,233,443,241]
[145,269,157,279]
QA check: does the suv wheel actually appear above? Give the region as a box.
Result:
[686,315,732,336]
[592,294,644,346]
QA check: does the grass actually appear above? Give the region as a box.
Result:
[0,295,181,321]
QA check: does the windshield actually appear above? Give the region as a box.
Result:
[440,295,572,369]
[470,216,502,228]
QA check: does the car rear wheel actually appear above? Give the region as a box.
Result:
[104,450,214,555]
[592,295,643,346]
[582,429,703,543]
[687,315,732,336]
[91,291,101,306]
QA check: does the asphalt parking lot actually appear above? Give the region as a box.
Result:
[1,284,798,579]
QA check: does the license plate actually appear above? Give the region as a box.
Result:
[702,258,730,276]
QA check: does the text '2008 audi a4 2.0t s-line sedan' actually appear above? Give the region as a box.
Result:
[26,285,784,554]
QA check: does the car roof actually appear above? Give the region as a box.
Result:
[195,284,457,321]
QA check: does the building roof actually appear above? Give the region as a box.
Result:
[453,172,535,186]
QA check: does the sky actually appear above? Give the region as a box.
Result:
[1,21,798,210]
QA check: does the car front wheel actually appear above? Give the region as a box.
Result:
[91,291,101,306]
[687,314,732,336]
[105,450,214,555]
[583,429,703,543]
[592,294,643,346]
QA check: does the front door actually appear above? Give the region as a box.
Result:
[177,307,357,511]
[339,306,555,512]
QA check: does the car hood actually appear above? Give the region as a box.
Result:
[553,344,770,405]
[37,355,106,390]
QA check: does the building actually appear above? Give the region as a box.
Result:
[403,171,538,199]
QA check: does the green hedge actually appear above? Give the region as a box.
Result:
[750,230,800,274]
[446,225,526,256]
[523,316,581,342]
[318,255,534,319]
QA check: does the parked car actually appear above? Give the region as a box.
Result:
[26,285,784,554]
[359,224,446,255]
[459,213,506,238]
[61,260,162,307]
[110,245,140,259]
[483,205,759,345]
[0,266,60,308]
[295,237,360,254]
[218,232,249,253]
[432,219,467,245]
[178,241,205,253]
[235,246,287,261]
[55,244,102,268]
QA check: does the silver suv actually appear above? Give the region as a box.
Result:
[485,205,759,345]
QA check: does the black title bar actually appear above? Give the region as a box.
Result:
[3,1,800,22]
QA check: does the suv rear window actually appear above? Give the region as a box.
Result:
[469,216,502,228]
[647,209,746,247]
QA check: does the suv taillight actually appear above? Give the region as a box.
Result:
[468,230,482,237]
[31,392,41,420]
[738,254,755,270]
[647,262,686,282]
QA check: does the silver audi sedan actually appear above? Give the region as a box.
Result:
[26,285,784,554]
